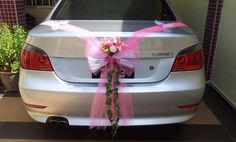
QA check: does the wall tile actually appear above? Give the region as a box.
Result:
[0,0,26,27]
[203,0,224,80]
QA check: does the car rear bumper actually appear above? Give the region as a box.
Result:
[19,68,205,126]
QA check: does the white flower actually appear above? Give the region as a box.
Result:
[113,37,118,44]
[51,25,60,30]
[51,20,69,31]
[117,46,122,52]
[110,45,118,53]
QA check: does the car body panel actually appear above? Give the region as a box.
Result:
[19,68,205,126]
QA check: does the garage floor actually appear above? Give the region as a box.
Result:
[0,85,235,142]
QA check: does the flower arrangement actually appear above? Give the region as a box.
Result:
[99,37,127,136]
[100,37,126,55]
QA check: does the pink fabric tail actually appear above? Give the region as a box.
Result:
[123,22,186,56]
[89,70,109,128]
[89,65,134,128]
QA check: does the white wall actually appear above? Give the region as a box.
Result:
[170,0,208,44]
[211,0,236,108]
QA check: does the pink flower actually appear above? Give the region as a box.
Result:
[105,42,113,47]
[117,38,123,46]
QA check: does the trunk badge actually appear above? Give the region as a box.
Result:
[152,52,174,57]
[149,66,154,70]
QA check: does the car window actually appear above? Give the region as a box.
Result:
[51,0,176,21]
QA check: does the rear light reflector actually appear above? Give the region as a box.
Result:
[178,103,200,109]
[171,49,204,72]
[20,44,53,71]
[24,103,47,109]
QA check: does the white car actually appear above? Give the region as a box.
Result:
[19,0,205,126]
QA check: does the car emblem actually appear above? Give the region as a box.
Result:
[152,52,174,57]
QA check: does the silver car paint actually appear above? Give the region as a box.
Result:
[19,68,205,126]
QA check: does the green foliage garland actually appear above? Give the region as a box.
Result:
[105,61,120,136]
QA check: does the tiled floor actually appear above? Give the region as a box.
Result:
[0,85,235,142]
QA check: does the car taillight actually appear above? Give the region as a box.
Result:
[20,44,53,71]
[171,45,204,72]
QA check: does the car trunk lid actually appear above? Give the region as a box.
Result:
[26,20,199,83]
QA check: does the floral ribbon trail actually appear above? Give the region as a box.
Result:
[41,20,186,136]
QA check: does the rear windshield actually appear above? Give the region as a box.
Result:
[51,0,176,21]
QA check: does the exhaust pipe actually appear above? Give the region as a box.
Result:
[46,116,69,125]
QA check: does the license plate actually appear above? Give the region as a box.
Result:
[92,72,134,79]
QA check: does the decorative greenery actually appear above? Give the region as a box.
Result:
[100,37,126,136]
[0,22,26,73]
[105,61,120,136]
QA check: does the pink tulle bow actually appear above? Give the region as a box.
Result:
[40,20,187,128]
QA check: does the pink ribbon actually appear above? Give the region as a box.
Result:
[41,20,187,127]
